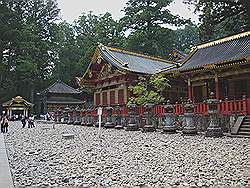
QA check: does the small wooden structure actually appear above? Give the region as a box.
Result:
[2,96,33,117]
[38,80,85,114]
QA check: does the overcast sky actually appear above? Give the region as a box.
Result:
[57,0,199,24]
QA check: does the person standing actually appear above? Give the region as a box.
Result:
[21,116,26,128]
[2,115,9,133]
[0,115,4,133]
[28,115,35,128]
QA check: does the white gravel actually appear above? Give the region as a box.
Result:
[4,121,250,187]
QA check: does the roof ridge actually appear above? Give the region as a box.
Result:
[106,46,176,65]
[99,44,129,67]
[58,81,78,91]
[196,31,250,49]
[41,80,79,94]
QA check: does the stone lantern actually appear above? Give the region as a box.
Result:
[81,109,86,126]
[73,106,81,125]
[162,100,177,133]
[182,99,197,135]
[104,106,115,128]
[86,108,93,127]
[205,92,223,137]
[53,109,58,123]
[125,104,139,131]
[63,106,70,124]
[56,107,62,124]
[115,105,123,129]
[142,103,156,132]
[67,107,74,125]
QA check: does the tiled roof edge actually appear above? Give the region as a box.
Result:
[196,31,250,49]
[106,46,176,65]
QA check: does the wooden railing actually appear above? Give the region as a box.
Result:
[219,98,248,115]
[88,98,250,117]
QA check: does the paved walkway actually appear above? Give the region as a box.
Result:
[0,133,14,188]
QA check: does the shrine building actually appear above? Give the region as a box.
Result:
[2,96,33,117]
[78,31,250,115]
[77,44,187,107]
[159,31,250,103]
[38,80,85,114]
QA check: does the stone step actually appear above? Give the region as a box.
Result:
[242,123,250,126]
[241,123,250,127]
[227,134,250,138]
[237,131,250,135]
[239,128,250,132]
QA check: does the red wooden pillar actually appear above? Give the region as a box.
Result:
[215,74,220,100]
[188,78,192,100]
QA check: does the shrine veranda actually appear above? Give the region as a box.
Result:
[4,121,249,187]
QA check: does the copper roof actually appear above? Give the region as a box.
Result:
[40,80,80,95]
[159,31,250,73]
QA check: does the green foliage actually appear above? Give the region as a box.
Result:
[0,0,60,104]
[122,0,189,57]
[184,0,249,41]
[128,74,170,105]
[173,24,200,53]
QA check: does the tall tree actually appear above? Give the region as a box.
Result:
[74,12,125,75]
[173,24,200,53]
[121,0,187,57]
[51,22,85,86]
[0,1,24,103]
[184,0,249,41]
[0,0,60,104]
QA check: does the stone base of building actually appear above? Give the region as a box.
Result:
[86,123,93,127]
[182,127,197,135]
[73,121,81,125]
[205,127,223,137]
[142,125,156,132]
[104,122,115,128]
[94,122,104,127]
[162,126,177,134]
[115,124,123,129]
[67,121,74,125]
[81,122,86,126]
[125,124,139,131]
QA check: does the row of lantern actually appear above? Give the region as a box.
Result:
[53,92,223,137]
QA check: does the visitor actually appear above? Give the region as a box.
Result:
[2,115,9,133]
[0,115,4,133]
[28,115,35,128]
[21,116,27,128]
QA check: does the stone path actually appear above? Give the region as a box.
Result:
[4,121,250,187]
[0,133,14,188]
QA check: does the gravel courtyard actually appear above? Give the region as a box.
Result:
[4,121,250,187]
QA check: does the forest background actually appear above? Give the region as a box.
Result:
[0,0,248,109]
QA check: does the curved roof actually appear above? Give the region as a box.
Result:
[159,31,250,73]
[40,80,80,95]
[46,97,84,104]
[99,45,176,74]
[3,96,33,107]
